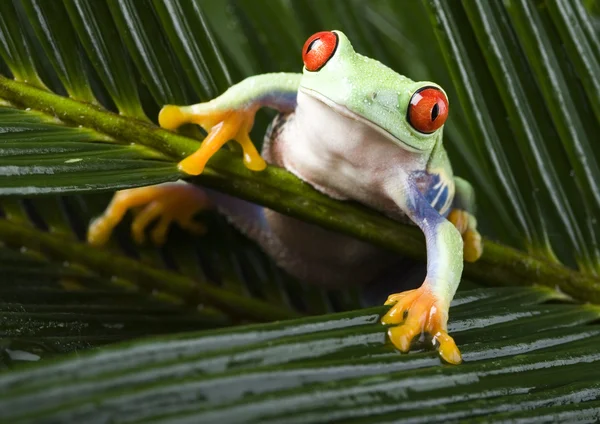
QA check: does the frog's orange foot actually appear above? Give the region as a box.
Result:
[448,209,483,263]
[87,183,212,246]
[382,286,462,364]
[159,105,266,176]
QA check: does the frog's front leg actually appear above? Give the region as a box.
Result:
[448,177,482,263]
[381,176,465,364]
[88,74,301,246]
[160,73,301,175]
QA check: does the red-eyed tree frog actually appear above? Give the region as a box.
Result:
[88,31,482,364]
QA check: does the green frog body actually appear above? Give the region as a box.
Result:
[89,31,482,364]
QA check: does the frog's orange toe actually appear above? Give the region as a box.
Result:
[382,288,422,323]
[388,325,417,352]
[131,200,165,244]
[87,186,163,246]
[384,290,412,307]
[159,105,189,130]
[448,209,468,233]
[382,286,461,364]
[435,331,462,364]
[463,229,482,262]
[177,116,240,176]
[448,209,483,262]
[178,151,209,176]
[88,183,212,247]
[237,132,267,172]
[159,105,266,176]
[88,216,114,246]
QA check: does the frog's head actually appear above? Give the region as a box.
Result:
[299,30,448,153]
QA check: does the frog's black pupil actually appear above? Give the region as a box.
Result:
[306,38,320,54]
[431,103,439,121]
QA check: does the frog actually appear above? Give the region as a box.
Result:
[88,30,482,364]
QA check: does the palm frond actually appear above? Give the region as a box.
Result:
[0,287,599,422]
[1,75,598,303]
[0,0,600,419]
[0,105,177,194]
[0,243,228,368]
[1,187,365,323]
[0,0,598,300]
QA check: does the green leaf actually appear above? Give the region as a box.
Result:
[0,73,599,306]
[0,242,229,368]
[423,0,540,252]
[463,0,592,268]
[0,287,597,422]
[1,1,600,419]
[572,0,600,63]
[21,0,96,103]
[231,0,304,74]
[0,0,45,89]
[505,0,600,262]
[107,0,192,106]
[547,0,600,124]
[0,105,179,195]
[152,0,233,100]
[63,0,147,119]
[0,174,359,337]
[0,192,319,323]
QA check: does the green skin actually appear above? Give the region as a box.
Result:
[183,31,477,311]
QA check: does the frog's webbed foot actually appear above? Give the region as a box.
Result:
[448,209,482,262]
[381,286,461,364]
[159,104,266,176]
[87,183,212,246]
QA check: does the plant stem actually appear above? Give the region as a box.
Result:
[196,155,600,302]
[1,76,599,302]
[0,219,299,322]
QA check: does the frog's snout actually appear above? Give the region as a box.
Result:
[369,90,400,111]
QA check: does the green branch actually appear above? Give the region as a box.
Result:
[1,76,599,302]
[0,219,298,322]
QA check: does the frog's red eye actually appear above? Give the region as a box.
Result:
[302,31,338,72]
[407,87,449,134]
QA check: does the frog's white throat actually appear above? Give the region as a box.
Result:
[298,86,423,154]
[267,90,428,217]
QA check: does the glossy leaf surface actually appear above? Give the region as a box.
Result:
[0,287,598,423]
[0,1,599,420]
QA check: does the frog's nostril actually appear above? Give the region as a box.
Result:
[371,90,399,110]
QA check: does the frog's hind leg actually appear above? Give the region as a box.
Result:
[449,177,483,263]
[448,209,482,263]
[87,182,213,246]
